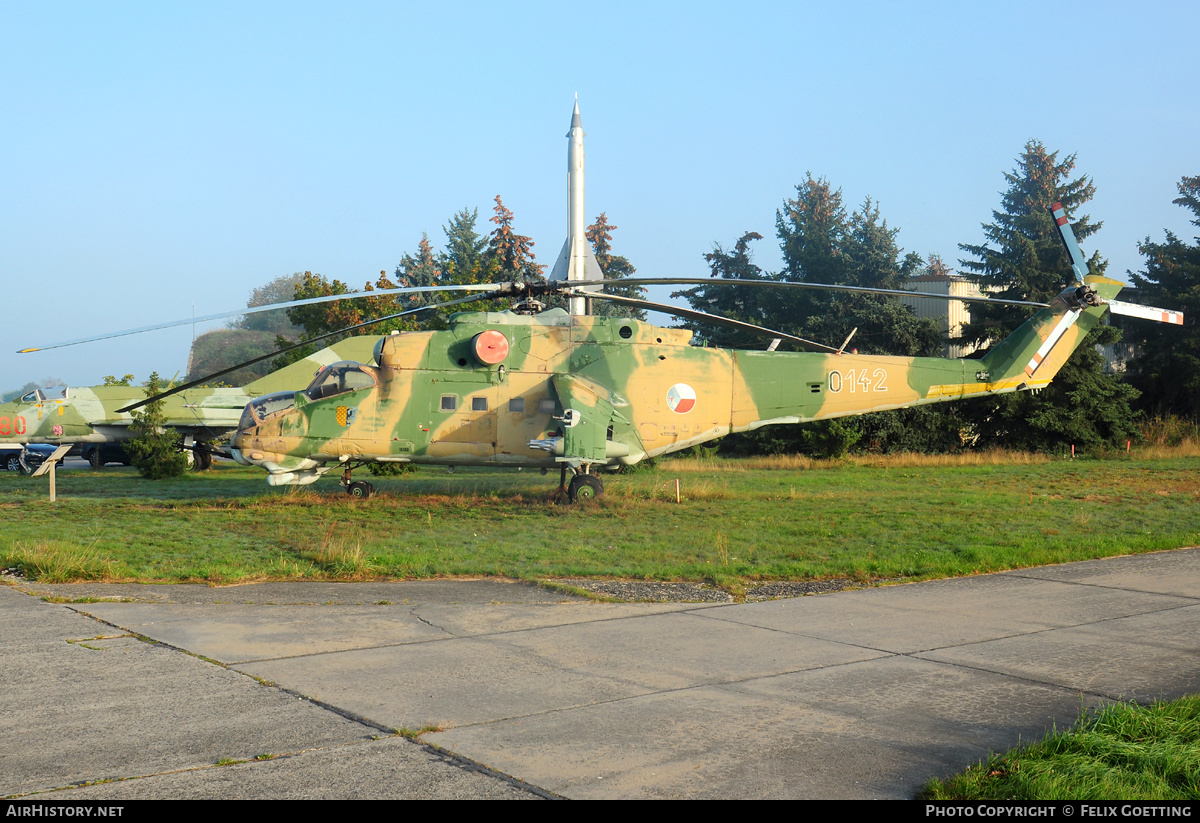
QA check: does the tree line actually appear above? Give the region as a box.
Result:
[213,143,1200,457]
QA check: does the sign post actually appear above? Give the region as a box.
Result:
[30,445,72,502]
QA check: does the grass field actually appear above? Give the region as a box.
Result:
[919,696,1200,800]
[2,451,1199,588]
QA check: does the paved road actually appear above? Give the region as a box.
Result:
[4,549,1199,799]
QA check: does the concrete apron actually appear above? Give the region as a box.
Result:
[5,549,1200,799]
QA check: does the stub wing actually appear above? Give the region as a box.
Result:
[541,373,637,464]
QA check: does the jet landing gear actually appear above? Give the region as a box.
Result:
[193,448,213,472]
[340,465,375,499]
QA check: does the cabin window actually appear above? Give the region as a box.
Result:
[508,397,525,413]
[440,395,457,411]
[538,398,556,414]
[472,397,488,412]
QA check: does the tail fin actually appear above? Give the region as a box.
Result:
[978,276,1120,389]
[979,203,1184,390]
[979,202,1114,388]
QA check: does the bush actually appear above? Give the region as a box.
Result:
[368,462,415,477]
[124,372,190,480]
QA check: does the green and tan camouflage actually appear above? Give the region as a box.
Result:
[230,273,1124,496]
[0,336,380,451]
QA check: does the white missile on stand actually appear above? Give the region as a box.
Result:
[548,99,604,316]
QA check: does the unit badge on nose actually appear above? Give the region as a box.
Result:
[666,383,696,414]
[336,406,356,427]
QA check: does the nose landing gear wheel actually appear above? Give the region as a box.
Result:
[567,474,603,502]
[347,481,375,499]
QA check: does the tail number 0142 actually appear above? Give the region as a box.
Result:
[827,369,888,394]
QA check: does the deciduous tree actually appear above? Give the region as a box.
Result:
[232,272,306,335]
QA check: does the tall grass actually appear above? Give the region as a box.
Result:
[920,697,1200,800]
[1136,417,1200,458]
[4,452,1199,585]
[660,450,1050,473]
[5,541,119,583]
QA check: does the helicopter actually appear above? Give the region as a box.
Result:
[25,202,1181,502]
[18,105,1184,500]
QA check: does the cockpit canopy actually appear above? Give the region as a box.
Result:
[19,387,67,403]
[239,391,297,431]
[304,361,378,401]
[237,362,379,433]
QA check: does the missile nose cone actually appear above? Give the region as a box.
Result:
[571,99,582,131]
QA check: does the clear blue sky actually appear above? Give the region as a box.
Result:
[3,0,1197,388]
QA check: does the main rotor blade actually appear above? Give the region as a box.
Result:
[590,277,1051,309]
[115,291,499,414]
[578,291,839,352]
[19,283,505,354]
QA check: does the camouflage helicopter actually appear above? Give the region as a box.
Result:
[22,201,1183,501]
[18,104,1183,499]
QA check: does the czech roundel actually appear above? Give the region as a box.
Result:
[666,383,696,414]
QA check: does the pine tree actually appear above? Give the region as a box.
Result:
[800,198,942,357]
[957,141,1139,451]
[1127,175,1200,419]
[125,372,189,479]
[585,213,645,319]
[673,230,772,347]
[679,178,947,456]
[440,207,488,285]
[959,140,1102,347]
[485,195,544,283]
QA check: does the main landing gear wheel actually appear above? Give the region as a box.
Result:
[567,474,603,502]
[347,481,375,499]
[193,450,213,472]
